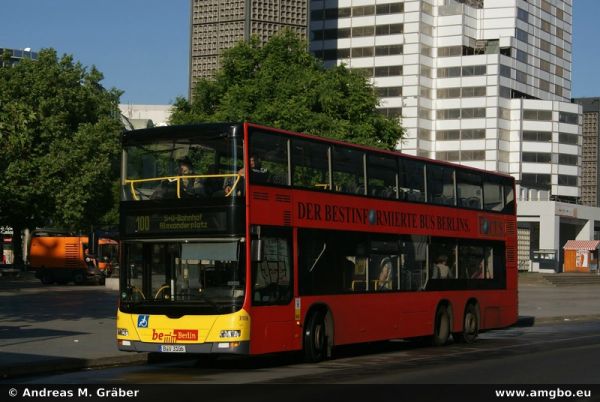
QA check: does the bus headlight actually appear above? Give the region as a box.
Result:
[219,330,241,338]
[117,328,129,336]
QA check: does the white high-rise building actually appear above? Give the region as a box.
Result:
[310,0,580,203]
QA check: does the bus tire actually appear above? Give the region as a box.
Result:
[454,304,479,344]
[303,310,327,363]
[40,271,54,285]
[73,271,86,285]
[432,305,450,346]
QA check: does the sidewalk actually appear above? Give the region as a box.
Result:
[1,273,599,380]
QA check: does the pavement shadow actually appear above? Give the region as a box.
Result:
[0,325,85,340]
[515,315,535,327]
[0,288,118,322]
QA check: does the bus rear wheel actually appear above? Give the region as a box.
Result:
[454,304,479,343]
[432,305,450,346]
[303,311,327,363]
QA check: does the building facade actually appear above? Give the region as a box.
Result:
[1,48,37,67]
[310,0,580,203]
[189,0,309,94]
[573,97,600,208]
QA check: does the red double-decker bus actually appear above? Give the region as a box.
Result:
[117,122,517,362]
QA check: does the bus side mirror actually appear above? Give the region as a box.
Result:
[251,239,263,262]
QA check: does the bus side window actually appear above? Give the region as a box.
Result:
[251,229,292,305]
[291,139,330,190]
[249,129,290,186]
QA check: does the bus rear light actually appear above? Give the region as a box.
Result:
[220,330,241,338]
[117,328,129,336]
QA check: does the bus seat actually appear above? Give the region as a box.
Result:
[351,280,366,291]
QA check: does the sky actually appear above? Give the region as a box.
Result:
[0,0,599,105]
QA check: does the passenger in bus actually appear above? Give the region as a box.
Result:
[178,159,205,197]
[223,156,268,196]
[432,255,451,279]
[377,257,393,290]
[471,259,485,279]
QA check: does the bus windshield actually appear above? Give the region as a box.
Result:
[122,132,243,201]
[121,240,245,314]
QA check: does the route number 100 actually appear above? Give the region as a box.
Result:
[136,216,150,232]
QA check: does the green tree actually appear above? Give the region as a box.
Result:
[0,49,123,268]
[171,30,404,149]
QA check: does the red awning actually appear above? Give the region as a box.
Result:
[563,240,600,251]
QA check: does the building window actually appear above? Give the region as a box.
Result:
[516,28,529,44]
[376,3,404,15]
[558,154,578,166]
[438,46,463,57]
[460,150,486,161]
[521,173,551,190]
[517,8,529,22]
[559,112,579,125]
[516,49,528,64]
[522,152,551,163]
[374,65,403,77]
[523,110,552,121]
[377,87,403,97]
[559,132,579,145]
[541,20,552,34]
[437,108,486,120]
[352,5,375,17]
[540,59,551,73]
[438,65,486,78]
[558,175,577,187]
[522,131,552,142]
[436,151,460,161]
[541,0,552,14]
[375,23,404,36]
[375,44,404,56]
[515,70,528,84]
[540,39,551,53]
[352,26,374,38]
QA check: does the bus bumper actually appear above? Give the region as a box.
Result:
[117,340,250,355]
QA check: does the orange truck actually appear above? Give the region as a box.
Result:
[28,232,112,285]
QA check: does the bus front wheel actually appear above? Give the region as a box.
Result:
[432,305,451,346]
[303,311,327,363]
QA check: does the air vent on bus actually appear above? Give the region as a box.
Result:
[283,211,292,226]
[505,220,516,236]
[252,192,269,201]
[275,194,291,203]
[506,245,518,265]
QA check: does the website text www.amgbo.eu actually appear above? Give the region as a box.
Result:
[495,387,592,400]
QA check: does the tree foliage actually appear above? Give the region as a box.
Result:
[171,30,404,149]
[0,48,123,259]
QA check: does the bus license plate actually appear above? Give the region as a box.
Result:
[160,345,186,353]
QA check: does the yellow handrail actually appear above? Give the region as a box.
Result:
[124,173,242,200]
